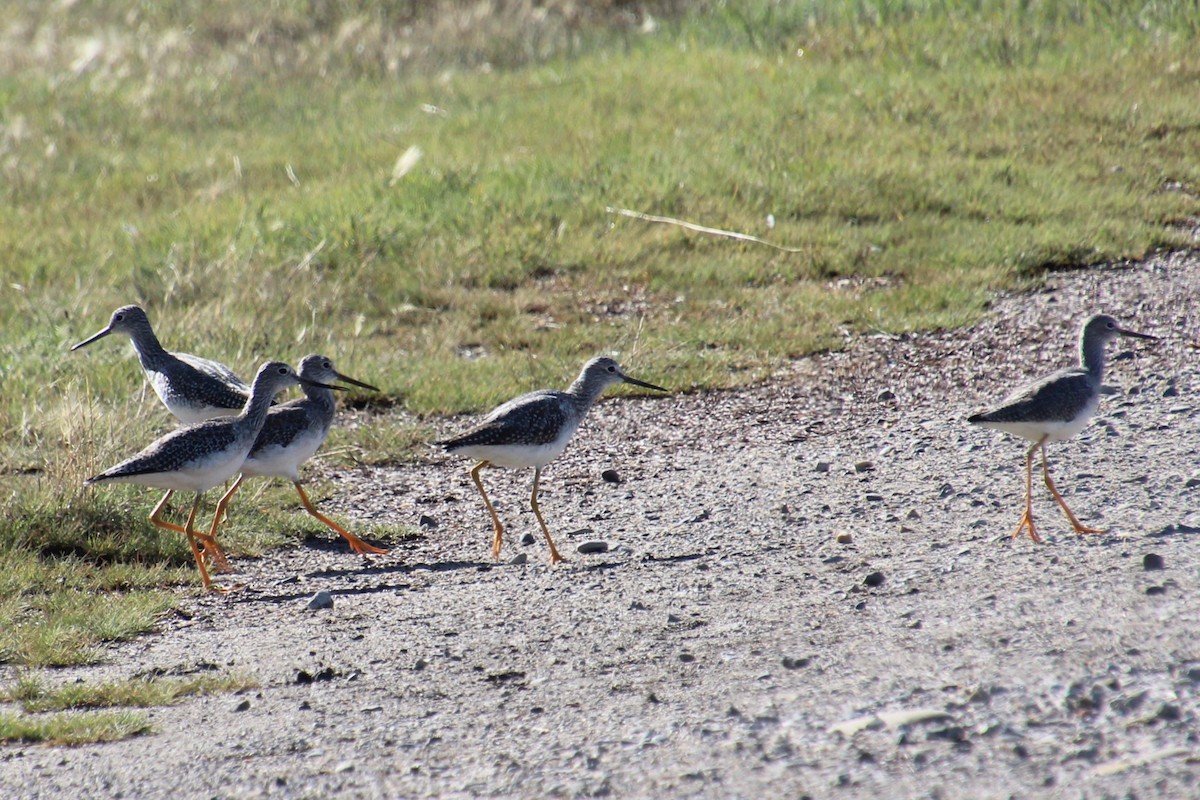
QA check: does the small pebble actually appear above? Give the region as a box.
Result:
[307,591,334,611]
[234,699,251,712]
[1146,585,1167,596]
[679,653,696,663]
[601,469,622,484]
[509,553,528,565]
[577,540,609,554]
[814,461,831,473]
[1156,703,1182,721]
[836,532,853,544]
[781,656,810,670]
[854,461,875,473]
[418,514,438,529]
[877,389,896,401]
[1143,553,1165,571]
[863,571,885,588]
[521,533,536,545]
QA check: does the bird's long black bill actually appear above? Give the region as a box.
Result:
[299,377,345,391]
[621,374,668,392]
[333,370,381,392]
[71,327,113,351]
[1117,327,1158,341]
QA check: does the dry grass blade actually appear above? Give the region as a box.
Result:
[606,206,807,253]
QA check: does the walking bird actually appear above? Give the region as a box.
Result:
[73,304,250,423]
[438,356,667,564]
[85,362,337,589]
[210,354,387,556]
[968,314,1156,542]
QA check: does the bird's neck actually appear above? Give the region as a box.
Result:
[130,328,171,371]
[566,374,605,408]
[1080,336,1106,383]
[234,382,279,435]
[302,385,337,419]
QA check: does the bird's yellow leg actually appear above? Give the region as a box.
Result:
[188,476,241,574]
[148,490,187,534]
[1041,443,1104,535]
[210,475,245,530]
[194,529,233,574]
[149,489,232,574]
[1011,440,1043,544]
[181,494,216,591]
[186,495,237,593]
[529,467,565,565]
[470,461,505,560]
[294,482,388,555]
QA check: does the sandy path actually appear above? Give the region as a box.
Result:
[2,252,1198,799]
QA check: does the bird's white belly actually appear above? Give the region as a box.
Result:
[457,441,569,469]
[979,395,1099,443]
[241,434,324,481]
[122,448,251,493]
[148,371,238,424]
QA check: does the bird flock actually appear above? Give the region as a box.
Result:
[73,305,666,590]
[73,305,1156,592]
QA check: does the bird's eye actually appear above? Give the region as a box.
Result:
[607,365,616,373]
[114,314,124,322]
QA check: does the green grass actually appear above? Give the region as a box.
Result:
[2,672,257,712]
[0,709,151,746]
[0,0,1198,672]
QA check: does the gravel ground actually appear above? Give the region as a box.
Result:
[3,252,1199,799]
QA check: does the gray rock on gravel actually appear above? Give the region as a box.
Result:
[306,591,334,610]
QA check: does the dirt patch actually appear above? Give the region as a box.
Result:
[2,252,1199,798]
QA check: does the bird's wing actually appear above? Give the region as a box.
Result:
[250,404,325,454]
[176,352,251,393]
[90,420,240,480]
[981,368,1095,424]
[441,391,571,449]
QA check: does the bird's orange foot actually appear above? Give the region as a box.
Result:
[1011,512,1043,544]
[1072,524,1105,536]
[345,536,388,556]
[197,539,235,574]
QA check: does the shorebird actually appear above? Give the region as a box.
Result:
[209,354,387,556]
[72,304,250,423]
[438,356,667,564]
[968,314,1157,542]
[85,361,338,590]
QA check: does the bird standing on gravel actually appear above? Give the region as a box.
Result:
[85,362,338,590]
[438,356,667,564]
[968,314,1157,542]
[208,354,388,556]
[72,304,251,423]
